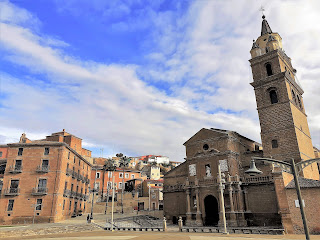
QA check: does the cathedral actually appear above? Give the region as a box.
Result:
[163,15,320,234]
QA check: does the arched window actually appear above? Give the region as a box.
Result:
[292,90,297,104]
[266,63,273,76]
[271,139,278,149]
[269,90,278,104]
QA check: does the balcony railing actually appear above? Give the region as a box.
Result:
[31,187,48,195]
[70,191,76,198]
[36,165,50,173]
[77,174,81,181]
[66,168,72,176]
[8,165,23,174]
[63,189,71,197]
[4,188,20,196]
[72,171,78,179]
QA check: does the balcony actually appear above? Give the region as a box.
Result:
[63,189,71,197]
[8,165,23,174]
[31,187,48,195]
[72,171,78,179]
[36,165,50,173]
[70,191,76,198]
[3,188,20,196]
[66,168,72,176]
[76,174,81,181]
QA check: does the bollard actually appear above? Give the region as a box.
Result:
[163,217,167,232]
[178,216,183,232]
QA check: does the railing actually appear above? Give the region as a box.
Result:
[3,188,20,196]
[31,187,48,195]
[77,174,81,181]
[66,168,72,176]
[36,165,50,173]
[242,175,274,184]
[8,165,23,173]
[72,171,78,179]
[63,189,71,197]
[70,191,76,198]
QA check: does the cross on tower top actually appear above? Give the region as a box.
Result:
[259,6,265,17]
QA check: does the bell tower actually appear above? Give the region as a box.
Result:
[249,15,319,180]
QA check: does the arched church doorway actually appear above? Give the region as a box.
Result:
[204,195,219,226]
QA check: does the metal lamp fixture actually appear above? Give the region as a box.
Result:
[245,159,262,176]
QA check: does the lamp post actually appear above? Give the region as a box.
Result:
[218,163,228,235]
[90,167,97,219]
[245,157,320,240]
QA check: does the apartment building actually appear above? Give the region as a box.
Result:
[0,130,92,224]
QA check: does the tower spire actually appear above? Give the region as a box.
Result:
[261,15,272,36]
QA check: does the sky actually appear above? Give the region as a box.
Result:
[0,0,319,161]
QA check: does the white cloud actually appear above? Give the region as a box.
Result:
[0,0,319,164]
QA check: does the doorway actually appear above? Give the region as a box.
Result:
[204,195,219,226]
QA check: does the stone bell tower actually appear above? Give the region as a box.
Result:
[249,15,319,180]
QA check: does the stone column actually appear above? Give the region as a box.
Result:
[186,188,192,223]
[227,181,237,226]
[195,188,202,225]
[235,175,246,226]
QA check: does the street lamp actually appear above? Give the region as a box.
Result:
[246,157,320,240]
[90,167,97,220]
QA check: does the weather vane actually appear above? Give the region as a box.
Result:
[259,6,265,16]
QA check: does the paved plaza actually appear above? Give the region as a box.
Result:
[1,214,320,240]
[3,231,320,240]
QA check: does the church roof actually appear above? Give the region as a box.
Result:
[286,177,320,189]
[261,15,272,36]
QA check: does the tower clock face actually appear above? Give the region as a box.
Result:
[189,164,196,176]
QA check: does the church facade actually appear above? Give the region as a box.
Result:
[163,16,320,234]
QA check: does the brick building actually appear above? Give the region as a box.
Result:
[90,163,143,202]
[0,130,92,224]
[163,15,320,233]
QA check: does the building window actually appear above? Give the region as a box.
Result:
[272,139,278,149]
[63,200,65,210]
[38,179,47,191]
[131,174,135,179]
[44,147,50,155]
[108,172,112,178]
[119,182,123,189]
[69,201,72,210]
[0,151,2,157]
[7,199,14,211]
[74,156,76,163]
[96,172,100,179]
[10,180,19,192]
[79,159,80,166]
[292,90,297,104]
[18,148,23,156]
[266,63,273,76]
[203,144,209,150]
[119,173,123,178]
[68,152,70,159]
[297,95,302,109]
[269,90,278,104]
[317,163,320,175]
[71,184,74,192]
[15,160,22,171]
[125,173,129,178]
[36,199,42,210]
[42,159,49,170]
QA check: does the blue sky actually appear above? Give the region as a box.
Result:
[0,0,320,161]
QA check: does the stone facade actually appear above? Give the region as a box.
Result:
[0,130,92,225]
